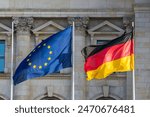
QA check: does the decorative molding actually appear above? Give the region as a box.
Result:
[0,23,11,32]
[6,34,11,46]
[34,93,65,100]
[0,94,9,100]
[123,17,134,32]
[68,17,89,30]
[102,85,109,97]
[88,20,125,44]
[13,17,34,33]
[32,20,65,44]
[134,4,150,12]
[35,34,40,45]
[47,86,53,97]
[0,23,11,35]
[90,93,122,100]
[0,10,133,18]
[88,20,124,35]
[32,20,64,33]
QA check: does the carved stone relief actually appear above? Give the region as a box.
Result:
[13,17,34,33]
[68,17,89,31]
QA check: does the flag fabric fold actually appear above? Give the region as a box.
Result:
[82,31,134,80]
[13,26,72,85]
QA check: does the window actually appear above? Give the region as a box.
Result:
[97,40,110,45]
[96,97,115,100]
[0,40,5,73]
[40,96,60,100]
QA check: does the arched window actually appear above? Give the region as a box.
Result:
[40,96,61,100]
[96,97,115,100]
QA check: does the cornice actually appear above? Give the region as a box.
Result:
[0,9,133,17]
[134,3,150,12]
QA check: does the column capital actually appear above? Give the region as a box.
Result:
[13,17,34,33]
[68,17,89,31]
[123,16,134,32]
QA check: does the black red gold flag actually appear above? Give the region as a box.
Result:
[82,31,134,80]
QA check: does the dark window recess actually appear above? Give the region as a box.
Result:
[0,40,5,73]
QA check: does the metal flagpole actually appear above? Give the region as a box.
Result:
[132,70,135,100]
[132,21,135,100]
[72,22,75,100]
[10,21,14,100]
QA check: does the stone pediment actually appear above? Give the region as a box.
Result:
[0,23,11,33]
[32,21,65,34]
[88,20,124,35]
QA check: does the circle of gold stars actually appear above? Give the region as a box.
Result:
[26,44,53,70]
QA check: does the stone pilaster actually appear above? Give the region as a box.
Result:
[13,17,34,67]
[68,17,89,99]
[5,34,12,73]
[13,17,34,100]
[134,4,150,99]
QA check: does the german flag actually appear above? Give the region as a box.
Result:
[82,32,134,80]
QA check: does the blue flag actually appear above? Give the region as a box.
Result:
[13,26,72,85]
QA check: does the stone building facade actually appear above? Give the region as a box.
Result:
[0,0,150,100]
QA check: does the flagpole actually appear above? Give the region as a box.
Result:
[10,21,14,100]
[72,22,75,100]
[132,70,135,100]
[132,21,135,100]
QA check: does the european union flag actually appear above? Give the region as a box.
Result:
[13,26,72,85]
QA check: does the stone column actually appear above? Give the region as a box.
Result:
[134,3,150,99]
[68,17,89,99]
[5,34,11,73]
[13,17,34,100]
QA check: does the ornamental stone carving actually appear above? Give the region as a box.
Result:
[13,17,34,33]
[123,16,134,32]
[68,17,89,30]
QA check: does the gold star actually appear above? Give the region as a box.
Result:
[27,59,30,62]
[29,54,31,57]
[49,51,52,54]
[44,63,48,66]
[48,57,51,61]
[43,43,46,46]
[28,62,32,66]
[33,65,36,68]
[38,45,41,48]
[33,49,36,52]
[47,45,51,49]
[39,66,42,69]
